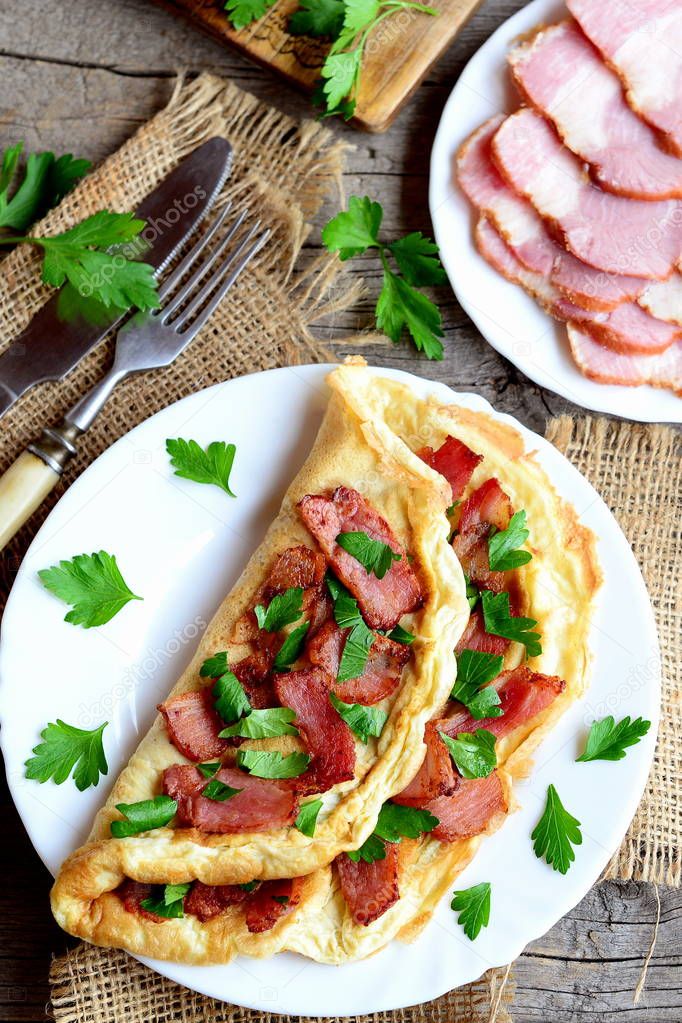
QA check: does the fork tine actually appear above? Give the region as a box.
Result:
[160,208,249,320]
[173,220,263,329]
[177,229,270,339]
[157,201,232,302]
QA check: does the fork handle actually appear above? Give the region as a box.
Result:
[0,424,79,551]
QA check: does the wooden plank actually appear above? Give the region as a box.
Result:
[149,0,485,131]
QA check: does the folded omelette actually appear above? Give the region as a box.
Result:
[50,360,600,965]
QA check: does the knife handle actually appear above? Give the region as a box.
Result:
[0,425,79,551]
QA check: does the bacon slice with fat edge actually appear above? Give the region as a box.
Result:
[568,325,682,393]
[232,546,329,644]
[298,487,422,631]
[427,772,508,842]
[417,436,482,500]
[336,842,400,926]
[491,108,682,280]
[393,720,459,806]
[306,619,410,705]
[158,689,230,762]
[509,20,682,200]
[567,0,682,156]
[163,764,298,833]
[459,118,646,310]
[274,667,356,793]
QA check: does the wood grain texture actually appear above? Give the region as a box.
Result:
[150,0,484,131]
[0,0,679,1020]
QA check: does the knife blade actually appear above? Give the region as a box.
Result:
[0,136,233,418]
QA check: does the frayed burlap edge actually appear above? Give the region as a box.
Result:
[546,416,681,887]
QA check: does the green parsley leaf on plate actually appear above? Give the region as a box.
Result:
[387,624,415,645]
[451,882,491,940]
[374,801,439,843]
[38,550,141,628]
[440,729,497,779]
[295,799,323,837]
[140,882,191,919]
[273,621,310,670]
[213,671,251,723]
[336,530,401,579]
[488,510,532,572]
[254,587,304,633]
[202,779,242,802]
[220,707,299,740]
[25,719,108,791]
[481,590,542,658]
[110,795,177,837]
[200,652,230,678]
[576,715,651,763]
[531,784,582,874]
[289,0,345,37]
[166,438,237,497]
[224,0,278,29]
[237,748,311,779]
[451,650,504,720]
[329,692,387,743]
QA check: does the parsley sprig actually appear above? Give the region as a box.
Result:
[336,530,401,579]
[531,784,582,874]
[440,729,497,779]
[110,795,177,837]
[295,798,323,836]
[1,210,159,313]
[38,551,142,628]
[576,715,651,763]
[25,719,108,791]
[330,692,387,743]
[224,0,278,29]
[140,882,191,919]
[322,196,446,359]
[0,142,90,232]
[451,882,491,941]
[237,748,311,779]
[488,510,532,572]
[220,707,299,739]
[481,590,542,658]
[451,650,504,719]
[166,439,237,497]
[347,801,438,862]
[255,587,304,632]
[329,577,375,682]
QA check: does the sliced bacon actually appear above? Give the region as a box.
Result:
[417,436,482,501]
[244,877,304,933]
[491,108,682,280]
[115,880,163,923]
[427,772,508,842]
[567,0,682,157]
[455,608,510,657]
[568,325,682,394]
[184,881,250,922]
[231,642,278,710]
[555,296,680,356]
[640,275,682,328]
[460,120,646,311]
[306,619,410,705]
[509,21,682,200]
[274,667,356,793]
[458,478,513,534]
[298,487,422,631]
[336,842,400,926]
[158,689,229,762]
[162,764,298,833]
[393,721,459,807]
[438,666,565,742]
[232,546,328,643]
[452,478,514,595]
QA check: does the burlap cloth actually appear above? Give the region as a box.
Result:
[0,74,677,1023]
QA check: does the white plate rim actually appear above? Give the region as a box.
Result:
[428,0,682,424]
[0,363,660,1015]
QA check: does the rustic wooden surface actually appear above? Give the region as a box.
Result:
[0,1,679,1021]
[150,0,484,131]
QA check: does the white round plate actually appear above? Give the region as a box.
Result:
[429,0,682,423]
[0,365,659,1015]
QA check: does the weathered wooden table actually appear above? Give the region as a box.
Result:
[0,1,680,1020]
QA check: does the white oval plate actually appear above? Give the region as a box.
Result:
[0,365,659,1015]
[429,0,682,424]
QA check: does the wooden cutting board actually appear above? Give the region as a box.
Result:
[151,0,484,131]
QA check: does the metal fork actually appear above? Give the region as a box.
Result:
[0,205,270,550]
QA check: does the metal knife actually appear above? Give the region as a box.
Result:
[0,136,233,418]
